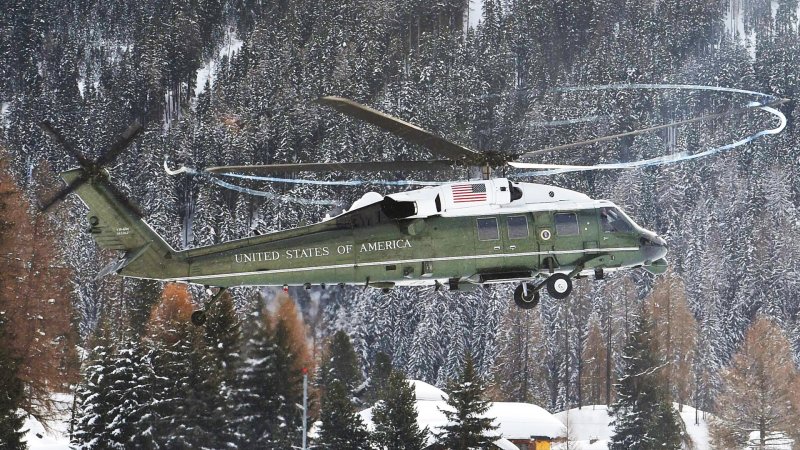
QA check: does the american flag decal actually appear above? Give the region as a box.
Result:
[451,183,487,203]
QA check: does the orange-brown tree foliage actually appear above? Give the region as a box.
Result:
[273,293,314,375]
[145,283,195,344]
[710,316,800,448]
[644,272,697,408]
[581,314,609,406]
[0,159,77,419]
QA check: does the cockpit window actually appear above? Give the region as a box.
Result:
[600,207,634,233]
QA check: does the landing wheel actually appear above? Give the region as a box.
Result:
[514,283,540,309]
[191,310,207,326]
[546,274,573,300]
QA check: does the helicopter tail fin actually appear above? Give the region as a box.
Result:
[61,168,187,279]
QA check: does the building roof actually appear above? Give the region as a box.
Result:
[358,379,565,449]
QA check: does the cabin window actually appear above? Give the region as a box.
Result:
[507,215,529,239]
[600,207,634,233]
[555,213,579,236]
[477,217,499,241]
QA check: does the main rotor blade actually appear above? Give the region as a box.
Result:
[96,121,144,167]
[39,121,92,167]
[206,160,457,174]
[318,96,483,164]
[40,172,90,212]
[516,98,790,159]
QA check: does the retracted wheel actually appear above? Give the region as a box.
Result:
[514,283,540,309]
[191,310,207,326]
[546,273,573,300]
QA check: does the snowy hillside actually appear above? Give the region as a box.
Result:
[21,394,71,450]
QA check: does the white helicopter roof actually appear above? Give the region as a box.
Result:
[337,178,612,220]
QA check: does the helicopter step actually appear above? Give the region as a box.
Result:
[191,286,228,326]
[477,271,534,283]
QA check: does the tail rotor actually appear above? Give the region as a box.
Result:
[38,121,143,212]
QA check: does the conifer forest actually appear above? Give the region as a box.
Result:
[2,0,800,448]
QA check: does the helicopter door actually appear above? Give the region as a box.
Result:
[474,216,506,272]
[504,214,536,271]
[578,209,601,254]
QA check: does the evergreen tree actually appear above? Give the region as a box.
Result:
[231,301,281,448]
[105,339,157,449]
[0,316,26,450]
[271,314,307,446]
[204,291,241,387]
[72,334,127,449]
[320,330,363,396]
[371,370,427,450]
[364,351,393,405]
[609,312,682,450]
[435,352,499,449]
[317,380,370,450]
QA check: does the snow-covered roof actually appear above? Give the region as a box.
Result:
[359,401,519,449]
[358,379,565,448]
[488,402,565,439]
[410,379,447,401]
[748,431,793,449]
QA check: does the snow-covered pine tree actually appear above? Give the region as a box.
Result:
[204,291,241,388]
[143,282,233,448]
[319,330,363,397]
[104,338,157,449]
[317,379,370,450]
[0,314,26,450]
[435,352,499,449]
[371,370,427,450]
[231,299,282,448]
[363,351,392,405]
[72,340,115,448]
[609,311,682,450]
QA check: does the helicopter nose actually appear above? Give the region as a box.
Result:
[640,233,668,263]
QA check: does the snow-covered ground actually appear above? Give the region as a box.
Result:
[553,404,711,450]
[1,101,10,128]
[21,394,72,450]
[194,29,244,99]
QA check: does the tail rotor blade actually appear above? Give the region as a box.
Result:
[40,173,90,212]
[97,121,143,166]
[39,121,92,167]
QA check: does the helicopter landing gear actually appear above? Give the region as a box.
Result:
[191,286,228,327]
[513,283,540,309]
[546,273,573,300]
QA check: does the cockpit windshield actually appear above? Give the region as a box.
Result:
[600,207,635,233]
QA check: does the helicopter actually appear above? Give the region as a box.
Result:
[40,94,785,325]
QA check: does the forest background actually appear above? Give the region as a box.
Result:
[1,0,800,445]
